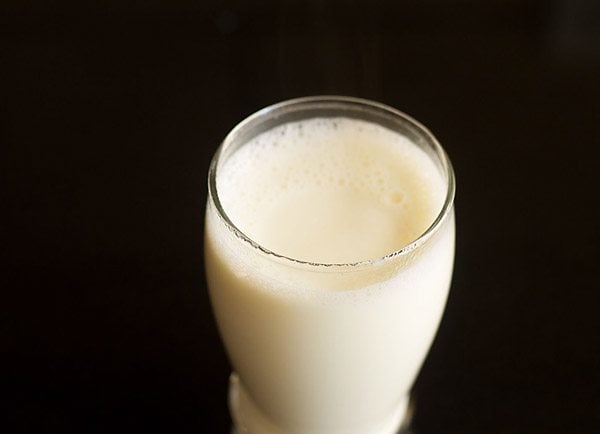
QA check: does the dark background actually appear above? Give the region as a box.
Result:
[2,1,599,433]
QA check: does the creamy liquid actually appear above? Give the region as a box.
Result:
[205,117,455,434]
[217,118,443,264]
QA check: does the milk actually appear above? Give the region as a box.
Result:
[205,117,455,434]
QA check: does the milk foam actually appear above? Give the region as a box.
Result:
[217,117,445,264]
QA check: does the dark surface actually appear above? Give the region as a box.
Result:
[2,1,599,433]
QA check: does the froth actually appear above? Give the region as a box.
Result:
[217,117,445,264]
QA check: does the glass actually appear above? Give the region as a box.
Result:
[205,96,455,434]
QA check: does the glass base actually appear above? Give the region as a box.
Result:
[228,373,414,434]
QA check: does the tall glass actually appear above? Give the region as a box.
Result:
[205,96,455,434]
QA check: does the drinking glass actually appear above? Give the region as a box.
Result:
[205,96,455,434]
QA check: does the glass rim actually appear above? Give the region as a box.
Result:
[207,95,455,270]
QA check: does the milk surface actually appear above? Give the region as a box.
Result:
[217,118,444,264]
[205,117,455,434]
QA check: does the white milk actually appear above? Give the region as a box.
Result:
[205,117,455,434]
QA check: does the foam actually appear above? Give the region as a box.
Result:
[217,117,445,264]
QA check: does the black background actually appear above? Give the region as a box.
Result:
[2,1,599,433]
